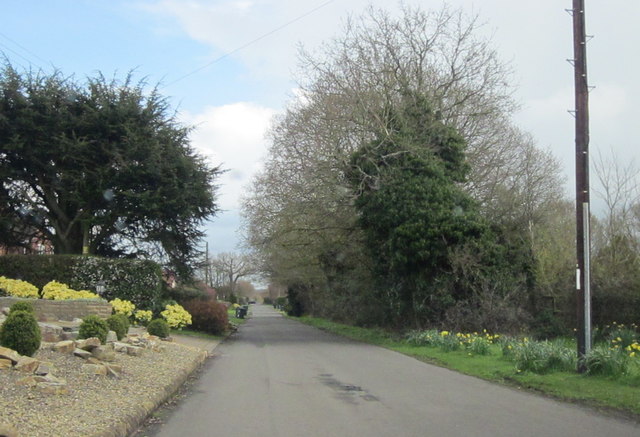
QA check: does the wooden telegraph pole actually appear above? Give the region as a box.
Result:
[570,0,592,372]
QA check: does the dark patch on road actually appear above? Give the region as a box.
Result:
[317,373,379,404]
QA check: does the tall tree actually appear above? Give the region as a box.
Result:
[0,63,221,277]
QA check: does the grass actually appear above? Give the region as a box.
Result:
[296,315,640,418]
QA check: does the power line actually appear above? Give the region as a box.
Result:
[0,31,48,69]
[162,0,336,88]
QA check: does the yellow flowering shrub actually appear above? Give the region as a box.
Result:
[110,298,136,316]
[134,309,153,324]
[161,303,192,329]
[42,280,99,300]
[0,276,39,298]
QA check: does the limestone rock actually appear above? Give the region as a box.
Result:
[35,361,56,376]
[73,348,93,359]
[105,363,122,378]
[106,330,118,343]
[0,358,13,370]
[76,337,101,351]
[39,323,64,342]
[126,345,144,357]
[113,342,128,353]
[0,346,20,364]
[53,340,75,354]
[0,306,9,316]
[86,357,103,365]
[91,345,116,362]
[14,356,40,373]
[37,381,68,395]
[81,363,108,376]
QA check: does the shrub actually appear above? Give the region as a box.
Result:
[42,280,99,300]
[147,318,170,338]
[10,301,35,313]
[0,276,39,298]
[78,315,109,344]
[182,298,229,335]
[113,313,130,332]
[511,339,575,374]
[110,298,136,317]
[0,310,41,356]
[161,303,192,329]
[134,310,153,326]
[106,315,127,341]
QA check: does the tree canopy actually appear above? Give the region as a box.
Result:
[0,63,221,277]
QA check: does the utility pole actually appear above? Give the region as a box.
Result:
[205,242,210,287]
[570,0,592,372]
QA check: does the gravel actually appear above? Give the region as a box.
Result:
[0,338,208,437]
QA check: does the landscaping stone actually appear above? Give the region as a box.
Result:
[14,356,40,373]
[35,361,55,376]
[106,330,118,343]
[126,345,144,357]
[53,340,75,354]
[0,422,18,437]
[81,363,108,376]
[39,322,64,342]
[0,346,20,364]
[76,337,101,351]
[92,345,116,362]
[73,348,93,359]
[36,381,68,395]
[0,358,12,370]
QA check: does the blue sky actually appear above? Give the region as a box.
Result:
[3,1,639,256]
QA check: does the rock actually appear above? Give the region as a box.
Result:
[105,364,122,378]
[0,422,19,437]
[113,342,128,353]
[91,345,116,362]
[52,340,75,354]
[86,357,103,365]
[76,337,101,351]
[16,375,46,387]
[81,363,108,376]
[106,330,118,343]
[73,348,93,359]
[14,356,40,373]
[126,345,144,357]
[0,346,20,364]
[35,361,56,376]
[60,331,78,341]
[0,306,9,315]
[0,358,13,370]
[38,323,64,342]
[37,382,68,395]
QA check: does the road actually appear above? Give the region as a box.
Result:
[149,305,638,437]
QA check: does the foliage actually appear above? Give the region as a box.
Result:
[0,62,221,277]
[106,315,127,341]
[113,313,130,332]
[134,310,153,326]
[78,315,109,344]
[9,300,35,313]
[0,276,39,298]
[147,318,170,338]
[0,255,162,309]
[181,298,229,335]
[531,309,568,340]
[509,338,576,374]
[41,280,99,300]
[0,310,41,356]
[110,298,136,317]
[160,303,192,329]
[585,345,631,377]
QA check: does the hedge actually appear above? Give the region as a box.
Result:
[0,255,162,310]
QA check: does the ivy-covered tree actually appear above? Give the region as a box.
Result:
[349,95,532,328]
[0,62,221,277]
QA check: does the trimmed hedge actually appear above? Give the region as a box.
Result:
[0,255,162,310]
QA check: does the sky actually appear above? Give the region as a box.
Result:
[3,0,639,256]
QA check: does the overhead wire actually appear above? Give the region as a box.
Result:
[161,0,336,88]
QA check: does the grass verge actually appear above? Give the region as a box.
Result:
[296,315,640,419]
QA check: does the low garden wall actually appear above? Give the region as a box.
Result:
[0,297,112,321]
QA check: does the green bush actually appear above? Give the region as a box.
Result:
[182,298,228,335]
[106,315,127,341]
[10,301,35,313]
[0,255,162,309]
[78,315,109,344]
[113,313,130,332]
[147,318,170,338]
[0,310,42,356]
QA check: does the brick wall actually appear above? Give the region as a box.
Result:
[0,297,112,321]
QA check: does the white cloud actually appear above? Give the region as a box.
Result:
[181,102,277,211]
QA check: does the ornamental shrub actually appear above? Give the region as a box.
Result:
[0,276,39,298]
[114,313,130,332]
[161,303,192,329]
[0,310,42,356]
[134,310,153,326]
[182,298,229,335]
[10,301,35,313]
[78,315,109,344]
[42,280,99,300]
[107,315,127,341]
[110,298,136,316]
[147,318,170,338]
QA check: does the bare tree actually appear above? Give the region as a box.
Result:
[210,252,256,299]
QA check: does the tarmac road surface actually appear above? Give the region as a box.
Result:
[149,305,639,437]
